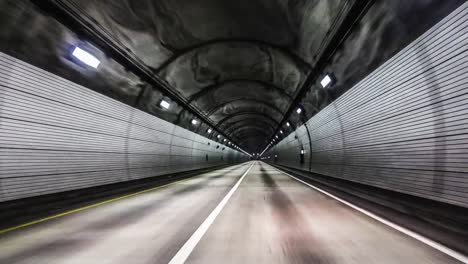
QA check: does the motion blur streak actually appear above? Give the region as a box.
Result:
[0,0,467,263]
[0,162,463,264]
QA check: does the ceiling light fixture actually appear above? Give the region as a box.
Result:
[320,74,334,88]
[72,47,100,68]
[159,100,170,109]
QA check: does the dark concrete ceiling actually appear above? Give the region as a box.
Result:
[0,0,464,153]
[66,0,350,151]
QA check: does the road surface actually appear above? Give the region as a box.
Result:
[0,161,462,263]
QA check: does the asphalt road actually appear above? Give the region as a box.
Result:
[0,161,463,263]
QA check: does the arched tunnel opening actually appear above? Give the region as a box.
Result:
[0,0,467,263]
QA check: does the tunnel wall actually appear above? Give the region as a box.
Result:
[0,52,247,202]
[266,4,468,208]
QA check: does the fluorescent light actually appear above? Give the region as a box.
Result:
[72,47,100,68]
[207,128,212,134]
[286,122,290,127]
[321,74,332,88]
[296,108,302,114]
[191,119,198,125]
[160,100,170,109]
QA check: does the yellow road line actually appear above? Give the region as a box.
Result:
[0,176,196,236]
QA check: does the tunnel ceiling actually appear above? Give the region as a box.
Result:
[1,0,463,154]
[64,0,351,152]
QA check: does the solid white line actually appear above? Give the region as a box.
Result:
[168,162,255,264]
[267,163,468,264]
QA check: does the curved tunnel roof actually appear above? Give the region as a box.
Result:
[3,0,462,154]
[65,0,349,152]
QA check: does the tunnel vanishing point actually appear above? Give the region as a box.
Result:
[0,0,467,263]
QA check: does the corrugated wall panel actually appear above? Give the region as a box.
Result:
[0,52,247,202]
[266,3,468,208]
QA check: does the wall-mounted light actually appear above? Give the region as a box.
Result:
[286,122,290,127]
[207,128,212,134]
[301,149,305,155]
[296,108,302,114]
[191,119,198,125]
[275,135,278,139]
[159,100,170,109]
[72,47,100,68]
[280,130,283,134]
[320,74,335,88]
[217,135,221,139]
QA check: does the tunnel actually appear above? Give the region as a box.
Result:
[0,0,467,263]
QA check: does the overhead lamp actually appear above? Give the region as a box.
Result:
[296,108,302,114]
[72,47,100,68]
[191,119,198,125]
[320,74,334,88]
[207,128,212,134]
[286,122,290,127]
[159,100,170,109]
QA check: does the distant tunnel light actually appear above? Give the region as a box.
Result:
[320,74,333,88]
[72,47,100,68]
[296,108,302,114]
[207,128,212,134]
[159,100,170,109]
[191,119,198,125]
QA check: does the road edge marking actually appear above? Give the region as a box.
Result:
[0,164,246,236]
[168,161,255,264]
[267,163,468,264]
